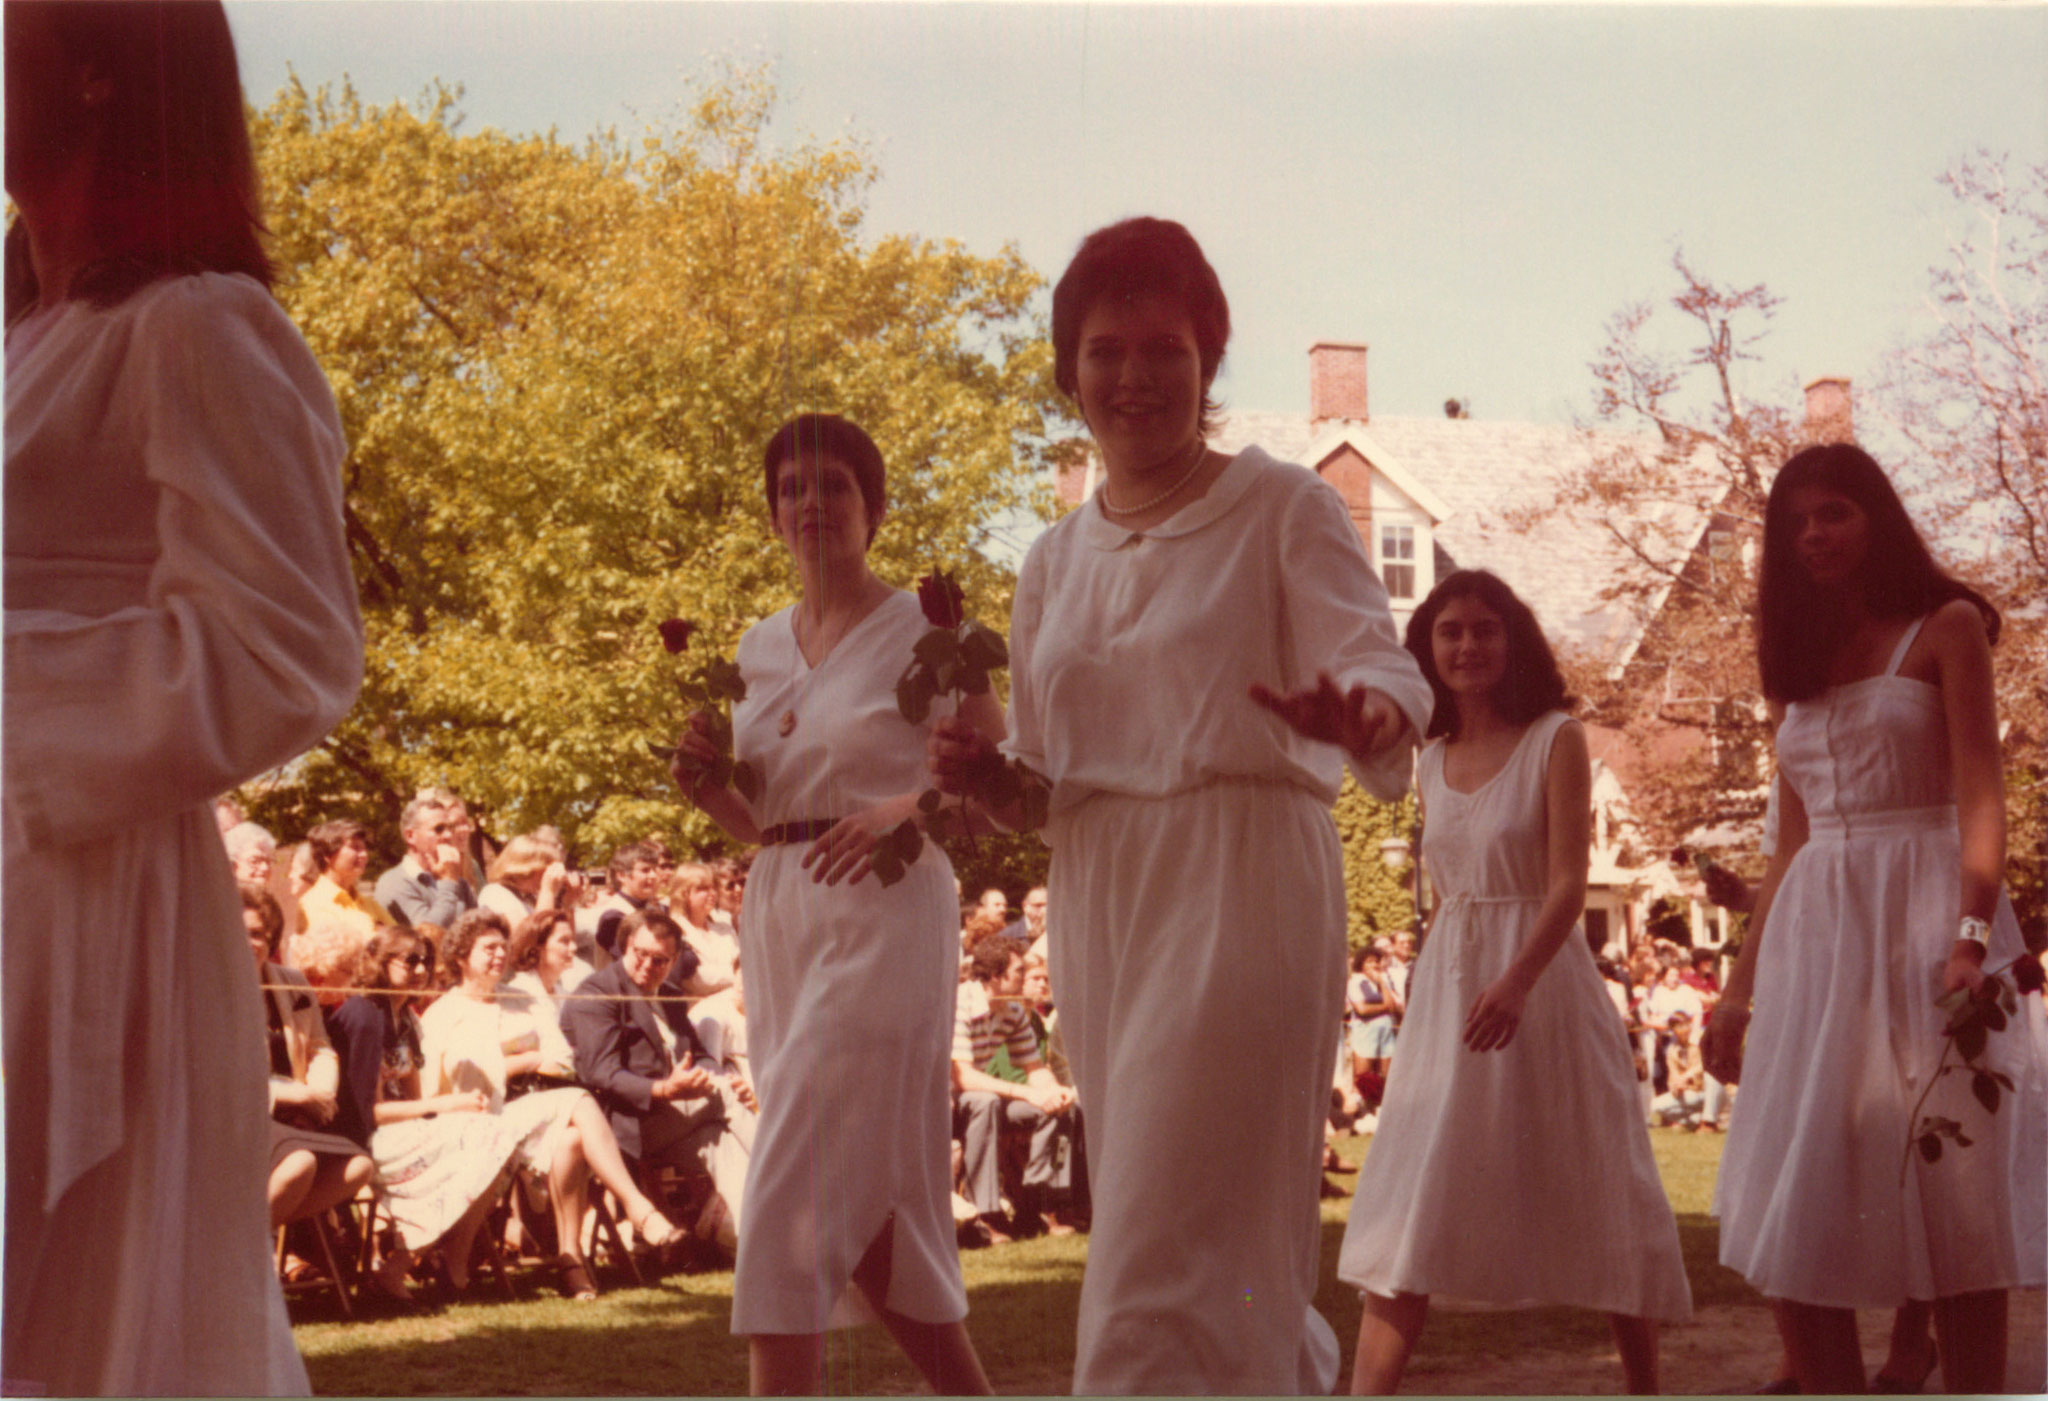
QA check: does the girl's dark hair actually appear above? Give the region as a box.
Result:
[507,908,572,975]
[356,925,423,1004]
[1052,217,1230,438]
[4,0,271,325]
[1403,569,1571,739]
[442,909,511,982]
[760,413,887,545]
[1759,444,2000,703]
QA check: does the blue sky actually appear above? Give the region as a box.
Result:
[226,2,2048,429]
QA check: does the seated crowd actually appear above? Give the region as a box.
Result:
[234,792,1086,1312]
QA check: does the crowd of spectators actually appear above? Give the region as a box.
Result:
[237,790,1097,1312]
[237,780,1751,1313]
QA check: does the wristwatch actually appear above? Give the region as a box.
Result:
[1958,915,1992,948]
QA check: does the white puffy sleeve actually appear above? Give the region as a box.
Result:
[4,276,363,850]
[1276,474,1433,800]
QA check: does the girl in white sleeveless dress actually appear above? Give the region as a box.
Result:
[1338,570,1691,1394]
[1704,444,2044,1393]
[676,415,1000,1396]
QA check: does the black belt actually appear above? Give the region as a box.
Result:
[762,817,841,845]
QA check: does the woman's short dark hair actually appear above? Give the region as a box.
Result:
[4,0,271,323]
[1052,217,1231,438]
[508,909,572,975]
[1403,569,1571,739]
[1759,443,1999,703]
[760,414,887,544]
[443,909,511,982]
[304,819,370,875]
[239,881,284,953]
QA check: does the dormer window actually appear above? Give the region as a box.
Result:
[1380,523,1416,600]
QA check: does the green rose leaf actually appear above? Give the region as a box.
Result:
[1955,1021,1990,1061]
[914,629,963,668]
[897,666,936,725]
[1972,1070,2002,1115]
[916,788,944,815]
[960,622,1008,672]
[1918,1133,1943,1164]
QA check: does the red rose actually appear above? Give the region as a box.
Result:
[2015,955,2046,996]
[916,572,966,630]
[657,618,695,654]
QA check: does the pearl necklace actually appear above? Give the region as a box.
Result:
[1098,437,1210,519]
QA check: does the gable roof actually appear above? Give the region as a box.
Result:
[1208,408,1719,672]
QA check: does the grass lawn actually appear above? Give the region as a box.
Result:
[292,1127,1768,1395]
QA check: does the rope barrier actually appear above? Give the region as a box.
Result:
[258,981,709,1006]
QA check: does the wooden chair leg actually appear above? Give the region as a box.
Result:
[309,1211,355,1319]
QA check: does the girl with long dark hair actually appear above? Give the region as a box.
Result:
[1336,570,1690,1393]
[1703,443,2044,1392]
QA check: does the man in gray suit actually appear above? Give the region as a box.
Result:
[372,793,475,928]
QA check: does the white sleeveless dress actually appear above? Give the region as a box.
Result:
[727,590,968,1333]
[1715,618,2047,1305]
[1338,711,1693,1320]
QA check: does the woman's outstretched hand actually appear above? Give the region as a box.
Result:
[929,714,999,798]
[1250,673,1409,765]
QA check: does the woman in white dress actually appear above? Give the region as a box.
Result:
[1337,569,1690,1393]
[3,4,363,1392]
[419,909,681,1299]
[931,217,1434,1393]
[1702,443,2045,1393]
[674,413,1002,1395]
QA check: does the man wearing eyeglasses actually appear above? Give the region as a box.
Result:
[562,908,753,1255]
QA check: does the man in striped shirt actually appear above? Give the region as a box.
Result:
[952,934,1076,1243]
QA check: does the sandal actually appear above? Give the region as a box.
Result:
[632,1204,683,1249]
[556,1254,599,1302]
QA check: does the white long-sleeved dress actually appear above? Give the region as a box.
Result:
[1005,447,1433,1394]
[4,274,363,1396]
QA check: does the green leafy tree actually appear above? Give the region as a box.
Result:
[1333,778,1422,950]
[237,67,1070,861]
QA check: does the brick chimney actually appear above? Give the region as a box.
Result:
[1310,342,1369,423]
[1802,377,1854,444]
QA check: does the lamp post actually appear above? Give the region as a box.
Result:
[1378,825,1423,940]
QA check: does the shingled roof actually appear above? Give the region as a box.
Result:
[1207,408,1719,674]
